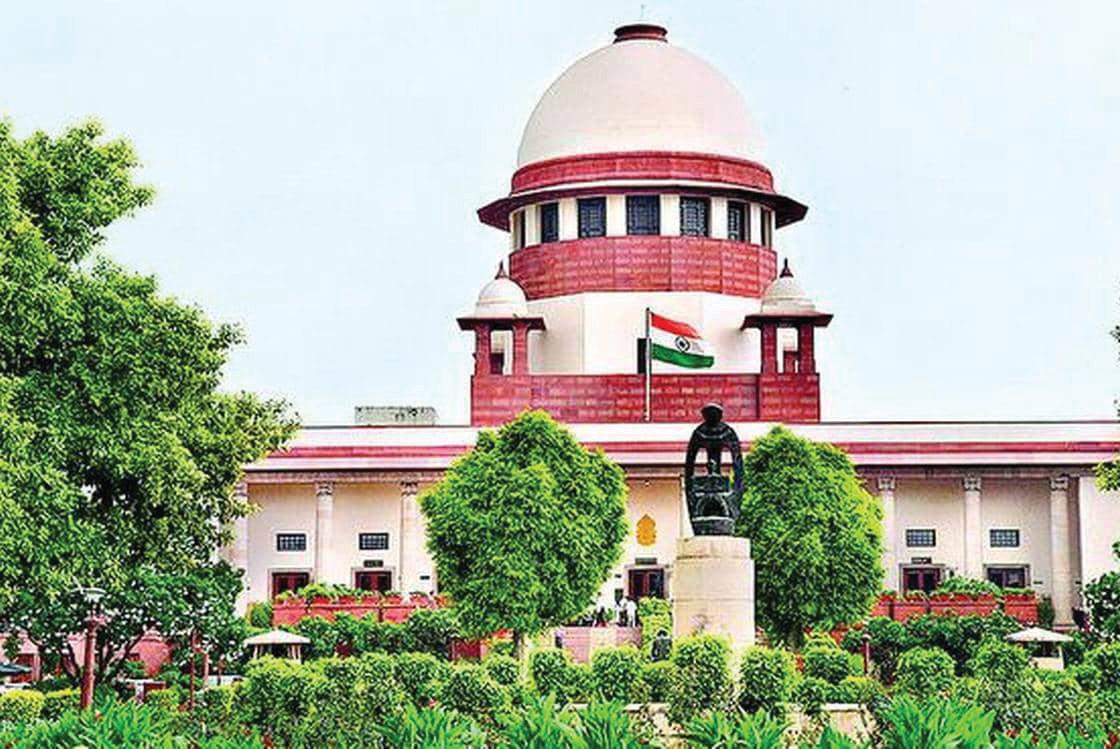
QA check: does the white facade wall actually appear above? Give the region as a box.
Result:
[1079,477,1120,584]
[238,471,1111,613]
[526,291,762,374]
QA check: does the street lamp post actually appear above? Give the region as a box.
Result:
[75,586,106,711]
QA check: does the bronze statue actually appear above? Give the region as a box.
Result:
[684,403,744,536]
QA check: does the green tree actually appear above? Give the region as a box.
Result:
[1098,318,1119,491]
[0,119,295,681]
[420,410,627,657]
[735,426,883,646]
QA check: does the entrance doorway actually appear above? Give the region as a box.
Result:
[355,570,393,593]
[628,568,665,600]
[902,566,942,594]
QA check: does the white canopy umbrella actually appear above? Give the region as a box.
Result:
[1006,626,1072,670]
[243,630,311,662]
[1005,627,1073,643]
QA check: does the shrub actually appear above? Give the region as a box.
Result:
[1088,643,1120,689]
[803,644,855,685]
[835,675,883,705]
[395,652,451,706]
[935,577,1002,596]
[576,699,644,749]
[530,648,572,699]
[896,647,955,696]
[878,696,995,747]
[635,661,673,703]
[681,709,788,748]
[481,653,520,686]
[145,687,180,713]
[442,664,506,717]
[299,654,404,747]
[638,597,672,657]
[366,620,412,654]
[1069,661,1102,692]
[40,688,79,720]
[792,675,830,717]
[297,615,340,660]
[405,607,459,657]
[668,634,732,725]
[855,617,911,682]
[0,689,45,723]
[237,656,325,745]
[737,646,795,715]
[376,703,485,748]
[968,639,1028,683]
[197,684,237,733]
[246,601,273,629]
[590,645,643,702]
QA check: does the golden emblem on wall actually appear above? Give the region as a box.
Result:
[636,514,656,546]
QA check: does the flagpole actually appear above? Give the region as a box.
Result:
[644,307,652,422]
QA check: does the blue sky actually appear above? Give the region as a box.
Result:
[3,1,1117,425]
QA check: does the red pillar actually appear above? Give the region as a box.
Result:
[798,324,816,374]
[760,324,778,374]
[512,322,530,376]
[473,324,492,377]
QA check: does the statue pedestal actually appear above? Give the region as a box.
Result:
[672,535,755,651]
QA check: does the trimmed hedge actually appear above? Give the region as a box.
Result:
[669,634,732,725]
[481,653,520,687]
[635,661,674,703]
[40,688,79,720]
[896,646,955,696]
[737,646,795,715]
[802,644,855,685]
[0,690,44,723]
[590,645,643,702]
[395,652,451,706]
[442,664,505,716]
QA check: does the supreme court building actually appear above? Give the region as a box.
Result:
[229,23,1120,627]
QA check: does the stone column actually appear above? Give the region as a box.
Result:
[399,480,433,594]
[797,323,816,374]
[678,474,692,540]
[512,321,530,376]
[760,324,778,374]
[1049,475,1074,626]
[473,325,492,376]
[963,476,983,579]
[314,481,335,583]
[877,477,898,590]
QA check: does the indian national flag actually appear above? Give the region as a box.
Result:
[649,311,714,369]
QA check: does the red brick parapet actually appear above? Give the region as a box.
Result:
[471,371,821,426]
[509,235,778,300]
[511,151,776,194]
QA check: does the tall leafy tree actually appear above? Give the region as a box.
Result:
[735,426,883,646]
[420,410,628,657]
[0,119,296,680]
[1098,318,1120,491]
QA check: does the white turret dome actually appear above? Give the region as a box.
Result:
[517,24,766,167]
[761,260,817,315]
[473,264,529,318]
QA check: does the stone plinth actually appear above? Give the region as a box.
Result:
[672,535,755,650]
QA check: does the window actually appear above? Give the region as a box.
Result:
[902,566,942,594]
[727,201,748,241]
[760,207,773,247]
[355,570,393,593]
[512,211,526,249]
[271,571,309,597]
[276,533,307,552]
[989,529,1021,548]
[626,195,660,235]
[577,197,606,238]
[905,528,936,547]
[987,566,1028,589]
[679,197,710,236]
[359,532,390,551]
[539,202,559,243]
[489,351,504,375]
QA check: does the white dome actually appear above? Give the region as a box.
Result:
[761,261,816,315]
[474,267,529,318]
[517,26,765,167]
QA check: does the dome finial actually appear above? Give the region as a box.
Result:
[495,261,508,279]
[780,258,793,278]
[613,22,668,43]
